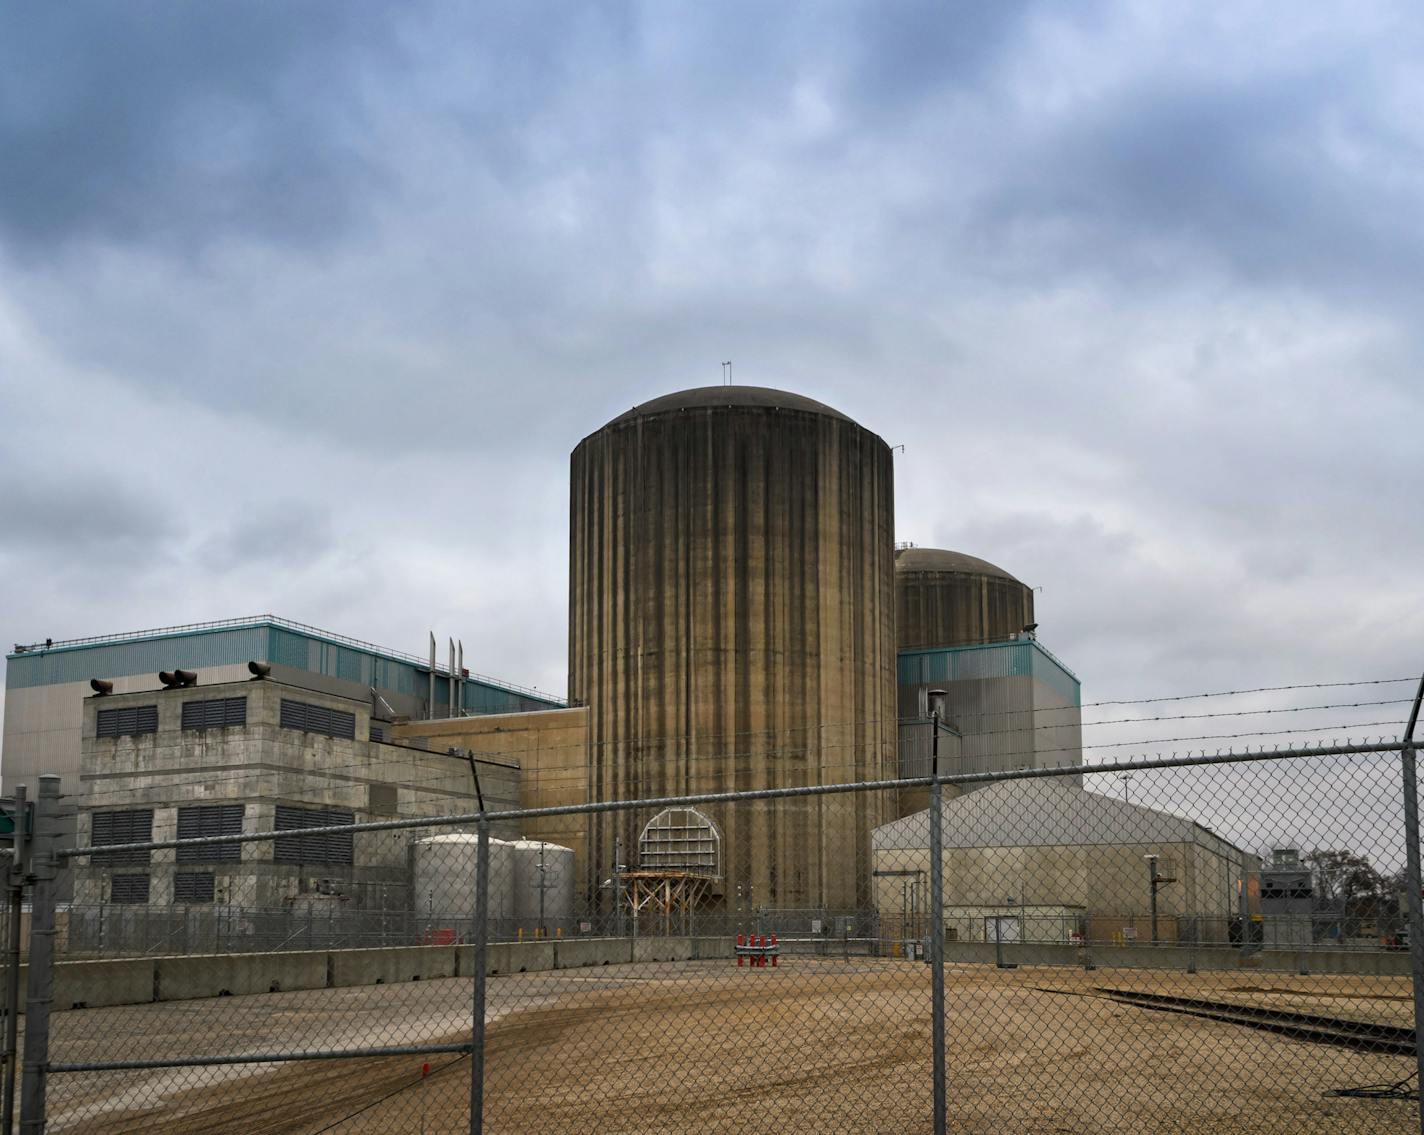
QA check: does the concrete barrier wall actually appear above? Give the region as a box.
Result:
[551,938,633,968]
[157,950,329,1002]
[19,937,1407,1013]
[329,944,457,988]
[692,936,735,960]
[14,957,159,1013]
[632,937,691,963]
[20,937,705,1013]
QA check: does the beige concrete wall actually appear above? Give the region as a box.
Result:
[71,680,521,910]
[3,665,253,796]
[940,904,1085,944]
[394,707,590,888]
[569,399,898,913]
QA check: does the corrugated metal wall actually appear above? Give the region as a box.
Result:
[895,641,1083,785]
[6,626,269,689]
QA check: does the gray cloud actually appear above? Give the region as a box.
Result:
[0,477,178,565]
[975,70,1424,302]
[1,0,1421,758]
[196,500,335,573]
[0,4,399,259]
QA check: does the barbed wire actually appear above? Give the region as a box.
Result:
[1080,676,1418,707]
[67,674,1420,806]
[65,678,1422,806]
[1079,698,1410,728]
[70,716,1406,809]
[67,688,1414,806]
[59,737,1409,864]
[1081,720,1406,756]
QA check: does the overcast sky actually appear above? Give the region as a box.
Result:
[2,2,1421,773]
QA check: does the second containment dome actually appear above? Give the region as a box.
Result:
[894,546,1036,650]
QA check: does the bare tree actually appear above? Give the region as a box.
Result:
[1303,849,1389,940]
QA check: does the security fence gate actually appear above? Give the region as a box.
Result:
[4,697,1424,1132]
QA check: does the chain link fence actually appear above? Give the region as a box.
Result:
[3,736,1423,1132]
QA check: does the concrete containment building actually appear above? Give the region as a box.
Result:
[894,547,1036,651]
[569,386,898,912]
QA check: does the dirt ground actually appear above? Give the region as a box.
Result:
[37,959,1419,1133]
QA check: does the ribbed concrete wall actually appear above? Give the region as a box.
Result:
[569,387,897,912]
[894,548,1035,650]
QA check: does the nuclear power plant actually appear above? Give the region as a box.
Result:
[401,384,1084,922]
[5,383,1089,936]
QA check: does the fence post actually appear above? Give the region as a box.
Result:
[19,775,60,1135]
[2,785,28,1135]
[469,813,490,1135]
[613,837,625,940]
[929,706,946,1135]
[1397,673,1424,1135]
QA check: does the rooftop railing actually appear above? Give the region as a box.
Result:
[10,614,563,706]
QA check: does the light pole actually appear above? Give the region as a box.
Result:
[927,688,947,1135]
[537,841,547,939]
[613,836,625,939]
[1119,774,1133,805]
[1146,854,1161,945]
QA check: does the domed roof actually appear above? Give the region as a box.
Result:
[606,385,853,427]
[894,546,1024,584]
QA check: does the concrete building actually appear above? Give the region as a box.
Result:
[392,708,592,873]
[568,386,899,914]
[1259,847,1314,948]
[873,778,1256,946]
[69,671,523,951]
[4,613,559,803]
[894,546,1036,651]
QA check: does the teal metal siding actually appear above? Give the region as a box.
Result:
[7,616,565,713]
[269,628,309,670]
[1030,647,1081,706]
[5,626,268,690]
[897,641,1080,708]
[464,679,550,716]
[335,646,362,683]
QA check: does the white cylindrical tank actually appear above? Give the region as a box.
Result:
[412,834,514,926]
[510,840,575,928]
